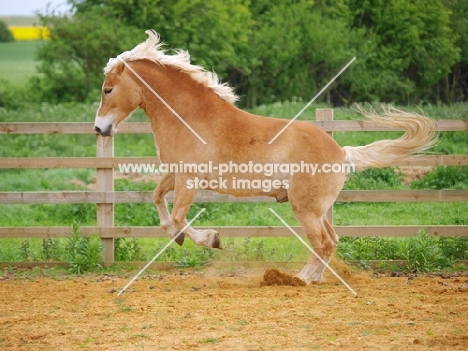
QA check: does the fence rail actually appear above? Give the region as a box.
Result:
[1,155,467,169]
[1,119,467,134]
[1,225,466,239]
[0,190,467,204]
[1,110,467,265]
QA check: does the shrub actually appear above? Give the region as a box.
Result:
[0,20,14,42]
[20,240,32,261]
[410,166,468,190]
[42,238,62,261]
[115,238,143,261]
[398,231,452,272]
[0,79,25,109]
[66,221,103,274]
[439,237,468,260]
[0,78,44,109]
[344,167,403,190]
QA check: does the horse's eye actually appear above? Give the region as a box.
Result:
[104,88,113,95]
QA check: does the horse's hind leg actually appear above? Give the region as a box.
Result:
[295,215,338,283]
[153,173,185,245]
[288,173,343,284]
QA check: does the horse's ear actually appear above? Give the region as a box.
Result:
[114,62,125,74]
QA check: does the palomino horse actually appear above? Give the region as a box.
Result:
[94,30,437,284]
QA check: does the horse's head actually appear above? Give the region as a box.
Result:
[94,62,142,137]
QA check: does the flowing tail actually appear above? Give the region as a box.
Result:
[343,105,438,172]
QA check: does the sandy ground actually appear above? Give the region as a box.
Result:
[0,266,467,351]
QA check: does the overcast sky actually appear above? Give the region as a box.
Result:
[0,0,71,16]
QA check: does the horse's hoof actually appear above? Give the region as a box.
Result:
[174,232,185,246]
[212,234,222,250]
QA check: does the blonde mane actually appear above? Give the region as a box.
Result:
[104,30,238,104]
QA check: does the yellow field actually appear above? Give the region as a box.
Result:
[8,26,50,40]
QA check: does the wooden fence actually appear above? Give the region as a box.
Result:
[1,109,467,265]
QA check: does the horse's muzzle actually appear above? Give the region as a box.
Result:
[94,124,113,137]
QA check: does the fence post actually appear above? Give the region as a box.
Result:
[96,135,114,266]
[316,109,334,225]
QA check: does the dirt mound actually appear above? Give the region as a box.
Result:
[261,268,307,286]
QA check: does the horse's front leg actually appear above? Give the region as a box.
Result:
[171,175,222,249]
[153,173,185,246]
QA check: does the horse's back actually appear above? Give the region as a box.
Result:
[237,112,345,164]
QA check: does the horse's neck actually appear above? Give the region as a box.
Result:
[135,62,235,154]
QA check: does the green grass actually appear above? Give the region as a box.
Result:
[0,41,42,85]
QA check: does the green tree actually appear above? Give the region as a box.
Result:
[147,0,252,78]
[238,0,357,107]
[70,0,252,78]
[0,20,14,42]
[32,0,463,105]
[347,0,459,103]
[36,0,251,102]
[441,0,468,102]
[35,11,143,102]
